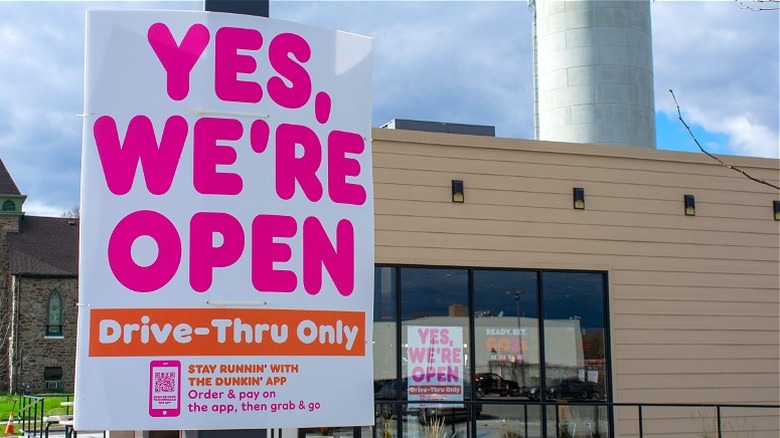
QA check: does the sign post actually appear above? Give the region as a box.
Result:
[76,9,373,431]
[205,0,269,17]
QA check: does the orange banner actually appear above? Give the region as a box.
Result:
[89,308,365,357]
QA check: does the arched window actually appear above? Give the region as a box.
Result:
[2,200,15,212]
[46,290,63,337]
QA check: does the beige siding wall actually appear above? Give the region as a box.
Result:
[371,128,779,435]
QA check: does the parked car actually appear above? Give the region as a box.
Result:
[547,378,600,400]
[475,372,521,396]
[524,385,542,401]
[524,378,600,401]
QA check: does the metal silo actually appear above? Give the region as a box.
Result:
[531,0,656,148]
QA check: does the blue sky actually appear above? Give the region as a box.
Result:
[0,1,777,216]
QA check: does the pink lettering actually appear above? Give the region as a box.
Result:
[314,91,331,124]
[193,117,243,195]
[107,210,181,293]
[251,214,297,293]
[267,33,312,109]
[147,22,210,101]
[250,119,270,153]
[440,348,462,363]
[418,328,430,344]
[275,124,323,202]
[328,130,366,205]
[215,27,263,103]
[190,212,245,292]
[407,347,432,364]
[303,217,354,296]
[94,115,187,195]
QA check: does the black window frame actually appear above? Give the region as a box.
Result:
[373,264,613,438]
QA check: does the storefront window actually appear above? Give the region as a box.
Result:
[473,270,542,437]
[373,266,611,438]
[401,268,470,435]
[543,271,609,437]
[473,270,539,395]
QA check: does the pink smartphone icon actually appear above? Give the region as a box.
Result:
[149,360,181,417]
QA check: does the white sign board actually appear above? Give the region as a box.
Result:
[406,326,464,407]
[76,10,373,430]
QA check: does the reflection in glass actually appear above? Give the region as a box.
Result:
[407,403,476,438]
[541,272,610,436]
[543,271,608,403]
[373,266,611,438]
[478,404,543,438]
[546,404,610,437]
[400,268,472,438]
[473,270,539,399]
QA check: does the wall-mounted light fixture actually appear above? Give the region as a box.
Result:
[684,195,696,216]
[774,200,780,221]
[573,187,585,210]
[452,180,464,203]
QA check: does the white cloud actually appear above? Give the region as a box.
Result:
[652,1,779,157]
[723,116,780,158]
[22,199,71,218]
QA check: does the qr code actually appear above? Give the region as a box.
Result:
[154,371,177,394]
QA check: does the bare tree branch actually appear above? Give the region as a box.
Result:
[668,89,780,191]
[736,0,780,11]
[61,205,80,219]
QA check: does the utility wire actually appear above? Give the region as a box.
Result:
[669,89,780,191]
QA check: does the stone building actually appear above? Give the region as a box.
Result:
[0,159,78,393]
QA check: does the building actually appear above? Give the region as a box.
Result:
[0,160,79,393]
[368,122,779,437]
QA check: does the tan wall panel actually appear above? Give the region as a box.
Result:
[611,314,779,331]
[373,146,779,195]
[613,285,780,303]
[375,197,780,234]
[374,169,779,218]
[616,344,779,360]
[374,245,778,284]
[613,299,780,317]
[374,169,779,212]
[613,270,778,289]
[615,372,777,389]
[615,358,778,375]
[616,387,780,404]
[371,133,780,187]
[376,227,780,269]
[374,146,777,188]
[374,245,616,269]
[376,211,780,250]
[613,329,779,346]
